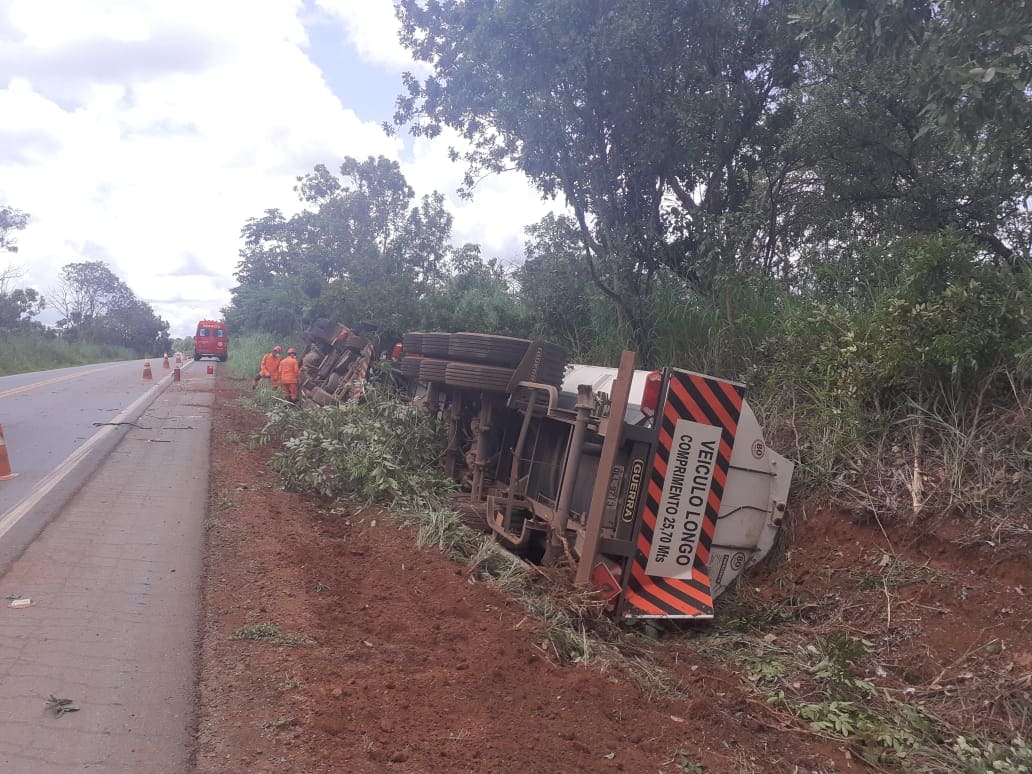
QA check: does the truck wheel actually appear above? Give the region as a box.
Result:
[402,332,425,355]
[448,334,567,385]
[309,387,336,406]
[400,355,424,378]
[420,332,452,358]
[447,333,532,367]
[418,358,449,383]
[345,335,369,352]
[444,362,515,392]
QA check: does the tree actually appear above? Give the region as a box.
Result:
[92,298,171,356]
[49,260,170,355]
[227,156,457,335]
[0,265,45,330]
[516,214,602,355]
[50,261,135,330]
[787,0,1032,270]
[0,205,29,254]
[419,244,528,335]
[394,0,802,358]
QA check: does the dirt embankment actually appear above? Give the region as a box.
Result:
[194,376,1031,773]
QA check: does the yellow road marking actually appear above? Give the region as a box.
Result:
[0,365,115,400]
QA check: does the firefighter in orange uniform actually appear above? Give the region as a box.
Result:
[252,345,282,389]
[279,347,301,404]
[268,345,283,388]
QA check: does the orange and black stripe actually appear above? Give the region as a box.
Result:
[622,371,744,618]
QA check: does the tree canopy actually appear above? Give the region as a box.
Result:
[226,155,525,338]
[391,0,1030,360]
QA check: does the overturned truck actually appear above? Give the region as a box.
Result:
[296,319,383,407]
[301,326,794,620]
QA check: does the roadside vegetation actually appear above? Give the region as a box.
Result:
[226,332,280,381]
[247,385,613,661]
[0,330,133,376]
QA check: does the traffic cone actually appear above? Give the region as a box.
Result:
[0,424,18,481]
[162,353,171,369]
[174,352,182,366]
[173,365,181,383]
[142,359,153,381]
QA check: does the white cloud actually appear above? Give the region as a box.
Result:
[314,0,419,71]
[0,0,561,338]
[0,0,400,335]
[400,127,561,263]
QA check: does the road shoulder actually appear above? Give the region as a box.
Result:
[0,369,212,773]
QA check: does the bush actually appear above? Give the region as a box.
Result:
[753,232,1031,529]
[254,387,455,504]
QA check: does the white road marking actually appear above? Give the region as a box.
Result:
[0,366,187,541]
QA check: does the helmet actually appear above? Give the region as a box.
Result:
[287,347,297,355]
[273,345,282,353]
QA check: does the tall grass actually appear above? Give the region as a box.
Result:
[0,331,133,376]
[570,272,794,377]
[225,332,283,380]
[647,273,792,378]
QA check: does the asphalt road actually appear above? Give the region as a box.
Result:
[0,358,212,772]
[0,359,183,573]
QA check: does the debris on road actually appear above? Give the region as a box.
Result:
[46,695,79,717]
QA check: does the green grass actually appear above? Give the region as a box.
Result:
[226,331,289,380]
[0,331,133,376]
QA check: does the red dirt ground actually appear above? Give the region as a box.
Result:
[194,375,1031,773]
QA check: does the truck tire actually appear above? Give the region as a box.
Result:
[448,333,532,367]
[309,387,336,406]
[345,335,369,352]
[420,332,452,358]
[402,332,424,355]
[444,362,515,392]
[448,333,567,382]
[418,358,449,383]
[400,355,424,378]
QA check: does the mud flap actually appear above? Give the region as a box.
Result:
[620,370,745,619]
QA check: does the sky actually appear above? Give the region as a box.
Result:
[0,0,557,336]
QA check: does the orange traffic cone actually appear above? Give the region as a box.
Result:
[142,359,153,381]
[0,424,18,481]
[174,352,182,366]
[162,353,171,369]
[173,365,181,383]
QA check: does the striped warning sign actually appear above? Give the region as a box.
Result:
[622,370,743,618]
